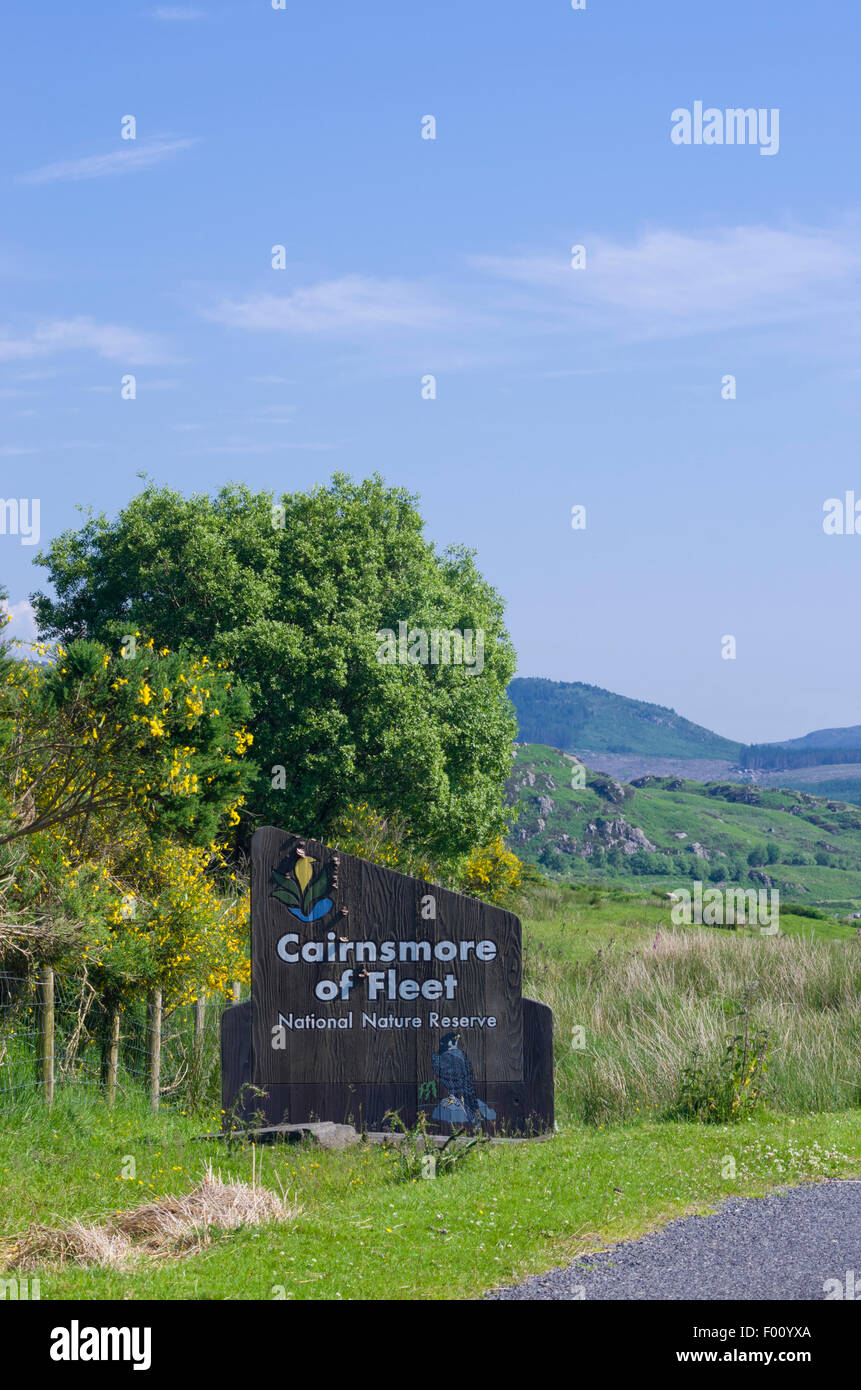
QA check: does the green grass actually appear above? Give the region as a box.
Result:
[1,1097,860,1300]
[2,877,859,1301]
[517,878,856,964]
[519,880,861,1125]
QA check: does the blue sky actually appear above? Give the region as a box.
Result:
[1,0,860,744]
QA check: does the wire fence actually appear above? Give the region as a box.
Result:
[0,970,238,1113]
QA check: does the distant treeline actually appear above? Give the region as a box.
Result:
[740,745,861,771]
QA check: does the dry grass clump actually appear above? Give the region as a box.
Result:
[7,1219,130,1270]
[3,1163,300,1270]
[117,1167,296,1254]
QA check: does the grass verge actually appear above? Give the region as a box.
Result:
[1,1098,859,1300]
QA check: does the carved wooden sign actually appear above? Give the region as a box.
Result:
[222,826,553,1134]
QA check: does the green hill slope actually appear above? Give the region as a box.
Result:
[507,742,861,914]
[509,678,742,760]
[778,724,861,750]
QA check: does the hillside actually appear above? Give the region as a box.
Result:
[508,678,742,761]
[509,676,861,805]
[761,770,861,802]
[778,725,861,751]
[507,742,861,913]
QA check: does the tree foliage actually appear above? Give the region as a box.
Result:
[33,474,517,858]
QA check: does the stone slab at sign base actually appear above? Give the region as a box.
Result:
[245,1121,361,1150]
[221,827,554,1136]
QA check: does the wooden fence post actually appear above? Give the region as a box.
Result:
[37,967,54,1104]
[194,994,205,1076]
[106,1006,121,1108]
[147,988,162,1111]
[232,981,241,1003]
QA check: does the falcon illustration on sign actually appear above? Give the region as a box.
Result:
[431,1032,496,1126]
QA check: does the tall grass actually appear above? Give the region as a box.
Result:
[525,930,861,1125]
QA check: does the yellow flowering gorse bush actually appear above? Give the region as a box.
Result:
[0,632,255,1003]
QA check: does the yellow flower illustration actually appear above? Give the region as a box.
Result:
[294,856,316,893]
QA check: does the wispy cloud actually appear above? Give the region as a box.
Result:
[151,5,205,18]
[204,275,450,336]
[53,441,109,449]
[18,138,197,186]
[473,224,861,340]
[245,403,296,425]
[1,599,37,644]
[0,442,107,455]
[85,376,181,392]
[182,439,341,455]
[0,318,176,365]
[201,226,861,375]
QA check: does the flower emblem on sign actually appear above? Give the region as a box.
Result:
[271,849,337,924]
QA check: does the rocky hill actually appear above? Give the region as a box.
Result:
[509,678,861,805]
[507,742,861,912]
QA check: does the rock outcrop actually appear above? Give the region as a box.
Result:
[582,817,657,857]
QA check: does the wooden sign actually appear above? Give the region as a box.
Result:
[223,826,554,1134]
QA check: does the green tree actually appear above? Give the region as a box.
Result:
[33,475,517,859]
[538,843,564,875]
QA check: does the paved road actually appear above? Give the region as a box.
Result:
[488,1180,861,1300]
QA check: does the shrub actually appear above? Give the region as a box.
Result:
[380,1110,487,1182]
[461,836,523,906]
[671,1005,770,1123]
[327,802,437,880]
[538,845,565,875]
